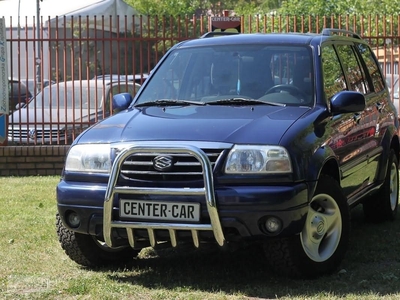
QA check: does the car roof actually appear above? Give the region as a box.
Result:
[93,74,149,80]
[175,30,366,49]
[176,33,313,49]
[47,80,137,87]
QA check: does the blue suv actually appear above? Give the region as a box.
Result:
[56,28,400,278]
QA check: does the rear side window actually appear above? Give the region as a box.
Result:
[356,43,385,93]
[335,44,369,94]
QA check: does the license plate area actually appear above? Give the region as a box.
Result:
[120,199,200,222]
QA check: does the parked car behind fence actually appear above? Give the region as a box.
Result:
[385,73,399,119]
[8,79,141,145]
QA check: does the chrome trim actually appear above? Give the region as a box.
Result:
[112,140,233,149]
[103,144,226,249]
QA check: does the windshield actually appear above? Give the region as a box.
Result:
[31,85,103,109]
[136,44,314,106]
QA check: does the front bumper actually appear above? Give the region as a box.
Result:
[57,180,309,242]
[57,145,310,249]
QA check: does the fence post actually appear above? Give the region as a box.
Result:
[0,17,9,146]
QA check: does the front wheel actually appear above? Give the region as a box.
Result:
[263,175,350,278]
[56,214,139,267]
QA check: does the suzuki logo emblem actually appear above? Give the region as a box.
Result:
[153,155,175,171]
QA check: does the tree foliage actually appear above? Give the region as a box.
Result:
[125,0,281,16]
[125,0,400,17]
[279,0,400,16]
[126,0,216,16]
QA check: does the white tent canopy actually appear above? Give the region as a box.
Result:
[0,0,140,32]
[45,0,141,33]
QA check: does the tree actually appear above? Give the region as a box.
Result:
[275,0,400,40]
[279,0,400,16]
[125,0,232,17]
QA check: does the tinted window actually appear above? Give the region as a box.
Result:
[356,43,385,93]
[335,44,368,94]
[321,45,347,101]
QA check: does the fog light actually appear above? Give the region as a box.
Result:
[67,211,81,228]
[265,217,282,233]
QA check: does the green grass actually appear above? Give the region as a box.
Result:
[1,176,400,299]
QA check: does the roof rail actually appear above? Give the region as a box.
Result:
[321,28,361,39]
[201,31,240,38]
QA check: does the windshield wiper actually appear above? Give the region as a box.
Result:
[134,99,206,107]
[206,97,286,106]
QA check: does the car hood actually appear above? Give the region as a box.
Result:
[8,108,98,126]
[77,105,310,145]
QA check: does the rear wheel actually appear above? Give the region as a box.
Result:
[363,149,399,222]
[56,214,139,267]
[263,175,350,278]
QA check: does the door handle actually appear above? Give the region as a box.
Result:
[353,113,361,123]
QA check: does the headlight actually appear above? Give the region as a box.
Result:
[225,145,292,174]
[65,144,111,173]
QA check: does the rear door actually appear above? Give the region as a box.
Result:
[322,42,378,200]
[355,42,393,185]
[336,42,382,202]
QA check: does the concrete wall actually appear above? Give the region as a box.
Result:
[0,145,69,176]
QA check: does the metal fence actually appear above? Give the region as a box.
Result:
[4,14,400,145]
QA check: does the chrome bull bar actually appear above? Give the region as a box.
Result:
[103,145,226,248]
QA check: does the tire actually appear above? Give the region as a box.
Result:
[363,149,399,222]
[56,214,139,267]
[263,175,350,278]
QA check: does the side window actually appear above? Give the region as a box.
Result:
[335,44,368,94]
[356,43,385,93]
[321,45,347,102]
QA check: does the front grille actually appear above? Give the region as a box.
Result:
[8,127,64,142]
[120,149,225,182]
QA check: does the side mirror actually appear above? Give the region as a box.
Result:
[112,93,133,112]
[330,91,366,115]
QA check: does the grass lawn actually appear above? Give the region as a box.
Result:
[1,176,400,299]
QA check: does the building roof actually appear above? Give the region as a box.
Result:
[0,0,140,31]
